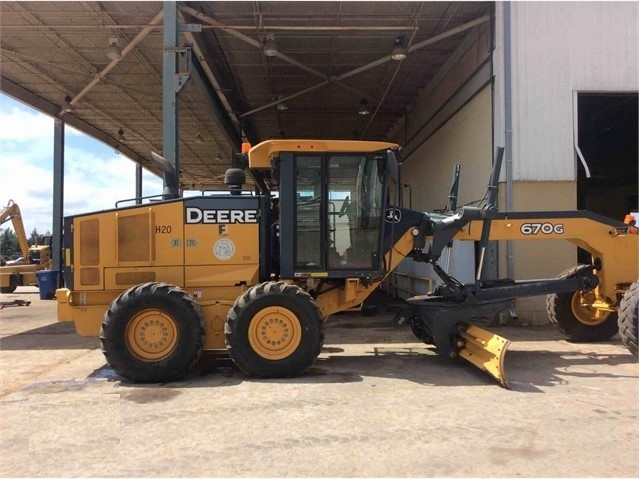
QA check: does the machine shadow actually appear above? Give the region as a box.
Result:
[504,349,638,390]
[85,296,637,392]
[99,340,637,394]
[0,321,98,350]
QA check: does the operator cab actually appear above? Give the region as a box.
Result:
[240,140,401,282]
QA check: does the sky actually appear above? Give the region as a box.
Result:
[0,93,164,235]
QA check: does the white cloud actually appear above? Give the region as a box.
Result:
[0,105,54,142]
[0,96,163,235]
[0,105,81,142]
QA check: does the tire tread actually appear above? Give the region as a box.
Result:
[100,282,205,383]
[545,265,618,342]
[225,281,324,377]
[618,280,639,356]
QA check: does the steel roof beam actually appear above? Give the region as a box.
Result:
[180,5,325,80]
[0,24,419,32]
[334,15,489,82]
[180,5,373,109]
[218,10,489,120]
[189,55,243,148]
[181,28,259,145]
[63,10,164,115]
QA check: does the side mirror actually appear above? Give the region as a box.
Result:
[386,150,399,184]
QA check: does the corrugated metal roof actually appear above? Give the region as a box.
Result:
[0,1,492,190]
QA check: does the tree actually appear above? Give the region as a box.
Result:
[29,228,40,246]
[0,228,19,258]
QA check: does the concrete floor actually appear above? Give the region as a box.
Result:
[1,286,638,477]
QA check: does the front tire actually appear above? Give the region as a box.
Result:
[100,282,205,383]
[546,265,618,342]
[225,281,324,377]
[618,281,639,356]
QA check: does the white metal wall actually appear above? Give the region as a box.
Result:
[506,1,639,181]
[384,21,493,298]
[388,87,492,297]
[402,87,493,210]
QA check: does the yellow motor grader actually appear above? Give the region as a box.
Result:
[55,140,638,386]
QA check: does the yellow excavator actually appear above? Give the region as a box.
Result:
[55,141,638,387]
[0,200,52,293]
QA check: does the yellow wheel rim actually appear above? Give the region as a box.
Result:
[248,306,302,360]
[126,309,179,362]
[571,291,610,326]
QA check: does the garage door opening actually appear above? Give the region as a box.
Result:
[576,93,638,216]
[576,92,638,263]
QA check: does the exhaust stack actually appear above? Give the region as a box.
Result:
[151,152,179,200]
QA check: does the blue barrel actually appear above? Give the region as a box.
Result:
[36,270,60,300]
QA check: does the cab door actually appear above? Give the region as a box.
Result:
[279,152,387,279]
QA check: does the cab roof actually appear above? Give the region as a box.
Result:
[247,139,399,169]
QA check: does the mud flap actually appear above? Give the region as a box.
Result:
[458,324,510,388]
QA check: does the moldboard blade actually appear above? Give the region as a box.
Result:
[458,324,510,388]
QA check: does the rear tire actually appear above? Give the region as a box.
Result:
[618,281,639,356]
[0,285,17,294]
[225,281,324,377]
[100,282,205,383]
[546,265,618,342]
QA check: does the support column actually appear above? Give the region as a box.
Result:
[135,164,143,204]
[163,0,179,198]
[503,1,514,279]
[52,119,64,278]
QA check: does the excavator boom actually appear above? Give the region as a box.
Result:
[0,200,30,260]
